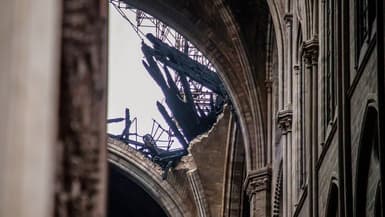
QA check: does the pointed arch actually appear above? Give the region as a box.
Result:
[324,178,339,217]
[108,139,194,217]
[354,100,381,217]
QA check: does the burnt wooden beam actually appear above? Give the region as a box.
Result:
[145,33,227,97]
[141,36,225,145]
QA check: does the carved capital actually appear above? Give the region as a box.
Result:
[277,109,293,134]
[244,167,271,198]
[284,13,293,27]
[303,38,319,63]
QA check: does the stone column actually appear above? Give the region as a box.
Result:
[0,1,61,217]
[277,110,293,217]
[303,39,319,217]
[245,168,271,217]
[281,13,294,217]
[310,42,319,217]
[266,80,273,164]
[293,63,301,198]
[55,1,108,217]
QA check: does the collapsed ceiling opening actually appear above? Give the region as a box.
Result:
[108,1,229,178]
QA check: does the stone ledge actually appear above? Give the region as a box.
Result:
[244,167,272,197]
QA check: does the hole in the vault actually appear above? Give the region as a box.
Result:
[107,1,228,215]
[107,0,227,172]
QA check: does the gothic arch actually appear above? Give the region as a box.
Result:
[122,0,284,171]
[107,139,194,217]
[354,100,381,217]
[212,0,267,170]
[266,0,285,107]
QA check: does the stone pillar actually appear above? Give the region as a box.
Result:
[281,13,294,217]
[293,63,301,198]
[277,110,293,217]
[266,80,273,164]
[245,168,271,217]
[55,1,108,217]
[310,42,319,217]
[303,39,319,217]
[0,1,61,217]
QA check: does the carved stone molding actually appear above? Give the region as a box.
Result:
[186,169,211,217]
[277,109,293,134]
[244,167,271,198]
[293,64,300,75]
[303,38,319,62]
[284,13,293,26]
[265,80,273,93]
[272,162,283,217]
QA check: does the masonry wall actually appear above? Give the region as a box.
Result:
[271,1,385,217]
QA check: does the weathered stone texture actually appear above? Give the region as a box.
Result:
[189,107,232,217]
[317,135,338,217]
[350,58,378,186]
[55,1,108,217]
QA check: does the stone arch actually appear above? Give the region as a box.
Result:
[107,138,194,217]
[121,0,283,171]
[354,100,381,217]
[266,0,285,111]
[108,164,169,217]
[213,0,267,170]
[324,178,339,217]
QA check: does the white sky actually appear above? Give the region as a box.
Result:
[107,6,167,137]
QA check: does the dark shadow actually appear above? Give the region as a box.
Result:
[107,164,168,217]
[355,105,379,217]
[325,181,338,217]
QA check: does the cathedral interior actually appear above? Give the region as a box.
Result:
[1,0,385,217]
